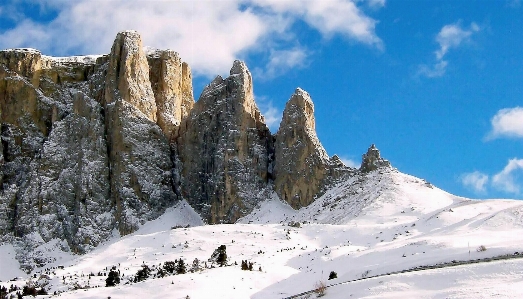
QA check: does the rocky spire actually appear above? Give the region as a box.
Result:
[360,144,391,173]
[105,30,157,122]
[273,88,331,209]
[104,31,176,235]
[147,49,194,140]
[176,60,272,224]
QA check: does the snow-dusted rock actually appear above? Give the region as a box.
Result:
[274,88,348,209]
[147,49,194,141]
[175,60,273,223]
[360,144,391,173]
[103,32,177,235]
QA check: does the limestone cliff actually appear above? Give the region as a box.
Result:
[0,30,386,271]
[176,61,273,223]
[103,31,178,235]
[147,49,194,140]
[0,31,194,269]
[274,88,348,209]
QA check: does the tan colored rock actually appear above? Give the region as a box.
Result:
[176,60,273,223]
[274,88,331,209]
[0,49,43,87]
[147,50,194,140]
[105,31,157,122]
[360,144,391,173]
[103,32,177,235]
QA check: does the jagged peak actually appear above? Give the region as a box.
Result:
[230,60,249,76]
[360,144,391,173]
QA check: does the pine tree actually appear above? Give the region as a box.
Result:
[216,245,227,266]
[163,261,176,274]
[106,269,121,287]
[134,264,151,282]
[176,259,186,274]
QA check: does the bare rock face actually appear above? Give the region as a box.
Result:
[360,144,391,173]
[105,31,157,122]
[147,49,194,140]
[0,30,189,270]
[274,88,345,209]
[103,32,177,235]
[0,48,114,269]
[176,60,273,223]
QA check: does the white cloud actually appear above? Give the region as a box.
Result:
[0,0,383,78]
[492,158,523,195]
[460,171,489,194]
[435,23,479,60]
[339,156,360,168]
[417,60,448,78]
[486,107,523,140]
[367,0,386,8]
[256,47,309,79]
[418,22,479,78]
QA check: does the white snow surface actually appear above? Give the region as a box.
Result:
[1,169,523,298]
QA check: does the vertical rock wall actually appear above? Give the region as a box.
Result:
[176,61,273,223]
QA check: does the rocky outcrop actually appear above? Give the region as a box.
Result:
[0,30,191,269]
[176,61,273,223]
[103,32,178,235]
[274,88,347,209]
[0,29,380,271]
[105,31,157,121]
[147,49,194,140]
[0,48,113,267]
[360,144,391,173]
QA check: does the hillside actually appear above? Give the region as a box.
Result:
[1,167,522,299]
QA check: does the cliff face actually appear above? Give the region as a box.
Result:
[0,31,195,269]
[274,88,347,209]
[0,30,377,270]
[176,61,273,224]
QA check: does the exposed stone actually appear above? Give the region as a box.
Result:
[147,49,194,140]
[104,33,177,235]
[274,88,345,209]
[360,144,391,173]
[0,30,184,269]
[176,60,273,223]
[105,31,157,122]
[0,49,43,87]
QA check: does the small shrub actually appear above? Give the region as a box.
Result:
[328,271,337,280]
[190,258,202,273]
[477,245,487,252]
[241,260,249,271]
[314,281,327,297]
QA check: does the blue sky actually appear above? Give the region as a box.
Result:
[1,0,522,200]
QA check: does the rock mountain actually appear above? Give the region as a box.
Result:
[0,31,390,270]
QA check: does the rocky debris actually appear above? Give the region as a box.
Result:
[274,88,347,209]
[147,49,194,140]
[360,144,391,173]
[176,60,273,223]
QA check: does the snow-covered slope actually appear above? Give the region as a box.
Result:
[1,168,522,299]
